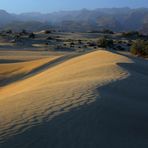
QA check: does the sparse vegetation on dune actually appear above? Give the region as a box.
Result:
[0,28,147,55]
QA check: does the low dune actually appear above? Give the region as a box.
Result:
[0,50,148,148]
[0,56,61,87]
[0,50,65,62]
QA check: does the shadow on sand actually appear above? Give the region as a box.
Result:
[0,53,79,87]
[1,52,148,148]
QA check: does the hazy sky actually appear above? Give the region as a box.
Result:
[0,0,148,13]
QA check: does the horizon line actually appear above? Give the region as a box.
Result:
[0,6,148,14]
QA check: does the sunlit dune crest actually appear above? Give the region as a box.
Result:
[0,50,148,147]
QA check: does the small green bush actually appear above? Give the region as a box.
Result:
[130,40,148,56]
[97,37,113,48]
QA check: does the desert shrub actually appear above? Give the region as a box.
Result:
[88,42,97,47]
[130,40,148,56]
[78,40,82,44]
[46,36,54,40]
[56,36,60,38]
[107,39,114,47]
[6,29,12,34]
[89,29,114,34]
[44,30,52,34]
[97,37,113,48]
[29,33,35,39]
[55,45,75,51]
[101,29,114,34]
[88,30,100,33]
[70,45,74,48]
[126,40,133,46]
[64,43,67,46]
[21,29,28,35]
[14,34,21,40]
[83,45,87,48]
[122,31,140,38]
[117,40,123,44]
[44,43,49,45]
[115,45,125,51]
[70,42,75,46]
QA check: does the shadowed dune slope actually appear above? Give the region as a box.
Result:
[0,50,148,148]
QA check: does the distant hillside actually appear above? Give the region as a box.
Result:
[2,21,53,32]
[0,10,17,26]
[0,8,148,33]
[141,23,148,34]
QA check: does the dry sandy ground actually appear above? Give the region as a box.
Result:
[0,50,66,62]
[0,56,62,87]
[0,50,148,148]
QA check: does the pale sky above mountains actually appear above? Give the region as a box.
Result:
[0,0,147,13]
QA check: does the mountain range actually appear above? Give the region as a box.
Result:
[0,8,148,33]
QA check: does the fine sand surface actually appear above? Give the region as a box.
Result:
[0,56,61,87]
[0,50,148,148]
[0,50,66,62]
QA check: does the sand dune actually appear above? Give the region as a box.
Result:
[0,50,66,62]
[0,56,61,87]
[0,50,148,148]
